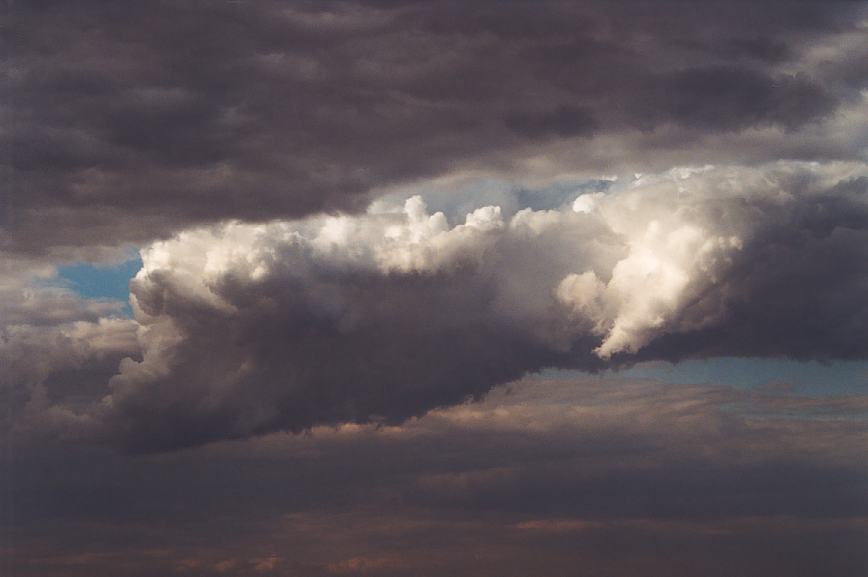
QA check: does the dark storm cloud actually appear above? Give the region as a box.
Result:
[7,376,868,576]
[3,0,866,256]
[653,66,834,131]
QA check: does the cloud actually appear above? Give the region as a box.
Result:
[0,258,138,440]
[8,374,868,577]
[3,0,866,258]
[5,3,868,574]
[67,160,868,451]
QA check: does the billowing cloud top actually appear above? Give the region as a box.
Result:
[82,161,866,451]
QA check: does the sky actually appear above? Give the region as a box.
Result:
[2,0,868,575]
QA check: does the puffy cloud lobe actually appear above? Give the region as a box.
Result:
[97,161,868,451]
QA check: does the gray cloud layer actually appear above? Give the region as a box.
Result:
[3,0,867,257]
[7,375,868,576]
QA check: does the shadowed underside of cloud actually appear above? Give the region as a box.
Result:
[3,0,867,257]
[64,160,865,452]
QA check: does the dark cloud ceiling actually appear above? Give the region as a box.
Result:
[3,0,866,257]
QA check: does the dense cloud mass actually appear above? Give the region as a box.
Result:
[3,0,867,256]
[78,161,867,451]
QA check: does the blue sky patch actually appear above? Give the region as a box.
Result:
[614,357,868,396]
[543,357,868,397]
[56,256,143,316]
